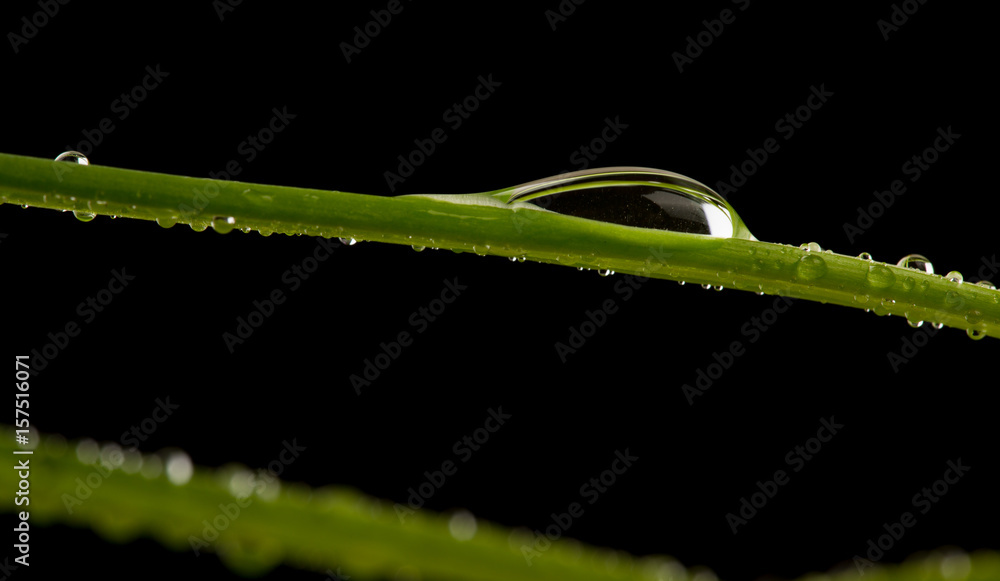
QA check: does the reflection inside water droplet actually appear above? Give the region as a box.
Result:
[339,237,357,246]
[896,253,934,274]
[945,271,964,284]
[501,167,753,239]
[73,211,96,222]
[54,150,90,165]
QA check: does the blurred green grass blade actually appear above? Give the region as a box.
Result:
[3,427,998,580]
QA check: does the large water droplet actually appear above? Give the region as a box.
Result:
[502,167,753,239]
[54,150,90,165]
[73,211,96,222]
[866,264,896,289]
[795,254,828,281]
[896,253,934,274]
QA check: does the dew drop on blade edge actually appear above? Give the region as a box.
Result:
[54,151,90,165]
[896,253,934,275]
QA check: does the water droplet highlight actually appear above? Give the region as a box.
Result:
[504,167,753,239]
[896,253,934,274]
[54,150,90,165]
[597,269,614,277]
[945,271,964,284]
[339,237,357,246]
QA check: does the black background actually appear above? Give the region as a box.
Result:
[1,2,996,580]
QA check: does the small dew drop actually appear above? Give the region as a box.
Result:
[866,264,896,289]
[516,256,526,263]
[965,310,984,325]
[713,285,724,291]
[448,510,478,541]
[678,281,686,286]
[211,216,236,234]
[412,245,426,252]
[795,254,828,281]
[577,267,584,271]
[597,269,614,277]
[339,237,357,246]
[907,319,924,328]
[902,277,915,291]
[799,242,822,252]
[967,328,986,341]
[509,256,518,262]
[72,210,96,222]
[945,271,964,284]
[700,284,711,290]
[165,451,193,486]
[931,322,944,329]
[54,150,90,165]
[896,253,934,274]
[75,439,100,464]
[974,280,996,290]
[857,252,874,261]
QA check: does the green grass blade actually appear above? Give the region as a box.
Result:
[1,151,997,339]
